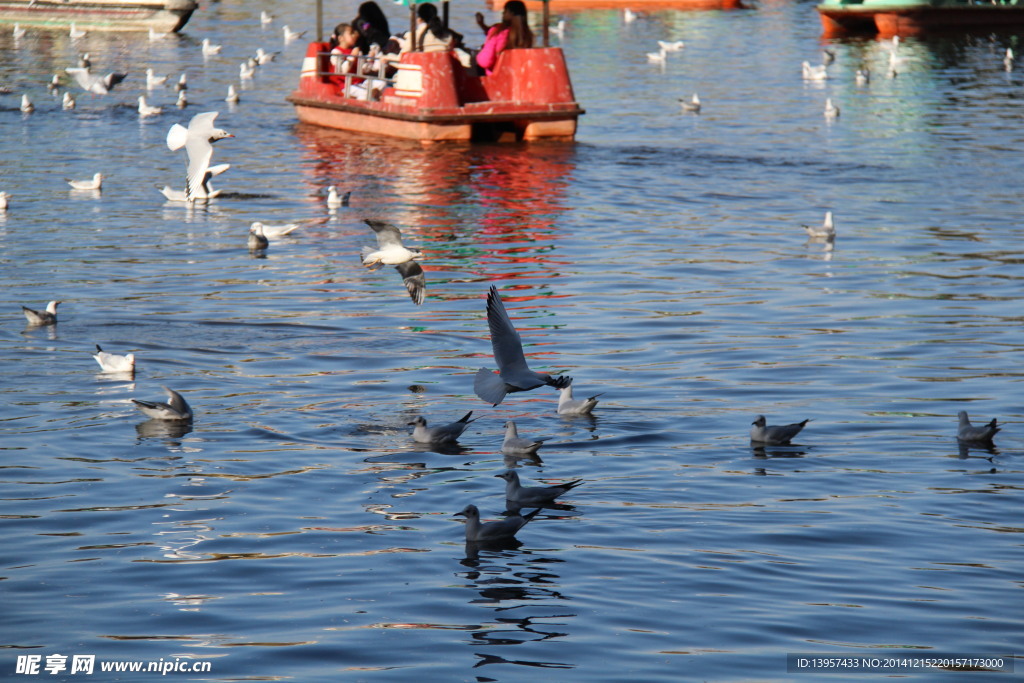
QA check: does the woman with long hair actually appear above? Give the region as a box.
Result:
[475,0,533,75]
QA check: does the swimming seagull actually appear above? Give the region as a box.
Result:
[658,40,684,52]
[646,48,667,65]
[175,72,187,92]
[68,173,103,190]
[148,28,166,41]
[22,301,59,326]
[20,94,33,113]
[92,344,135,374]
[473,285,572,406]
[13,23,26,39]
[501,420,547,456]
[957,411,1000,444]
[69,23,86,40]
[62,92,75,110]
[326,185,343,209]
[254,47,278,65]
[855,68,870,86]
[497,469,582,506]
[1004,47,1014,71]
[260,10,274,26]
[63,67,128,95]
[239,60,256,79]
[0,191,9,210]
[623,8,637,23]
[801,61,828,81]
[166,111,234,201]
[175,90,187,108]
[410,411,477,444]
[47,74,60,92]
[282,25,306,42]
[201,38,222,57]
[680,93,700,113]
[138,95,162,117]
[551,19,566,40]
[131,386,192,421]
[455,504,540,542]
[802,211,835,240]
[225,84,240,103]
[146,68,168,89]
[750,415,809,445]
[557,380,602,416]
[824,97,840,119]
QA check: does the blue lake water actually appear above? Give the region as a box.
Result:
[1,0,1022,680]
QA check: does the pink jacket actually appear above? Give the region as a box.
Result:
[477,26,509,75]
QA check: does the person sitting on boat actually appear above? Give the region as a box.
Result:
[474,0,534,76]
[353,1,393,54]
[396,3,460,55]
[328,23,369,100]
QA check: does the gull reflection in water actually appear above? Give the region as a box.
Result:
[956,440,997,461]
[751,444,808,459]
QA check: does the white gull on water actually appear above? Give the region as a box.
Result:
[474,285,572,406]
[92,344,135,374]
[22,301,59,326]
[68,173,103,191]
[557,380,601,416]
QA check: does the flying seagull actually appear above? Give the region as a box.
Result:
[166,111,234,201]
[473,285,571,406]
[63,67,128,95]
[362,219,425,304]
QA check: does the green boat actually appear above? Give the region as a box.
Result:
[817,0,1024,37]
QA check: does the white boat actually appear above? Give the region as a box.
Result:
[0,0,198,33]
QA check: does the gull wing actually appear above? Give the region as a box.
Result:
[184,135,214,200]
[166,123,189,151]
[395,261,425,305]
[103,72,128,92]
[365,219,405,249]
[486,286,532,377]
[63,67,97,92]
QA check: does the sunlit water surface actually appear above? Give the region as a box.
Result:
[1,0,1022,680]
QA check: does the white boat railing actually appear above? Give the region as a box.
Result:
[316,52,396,101]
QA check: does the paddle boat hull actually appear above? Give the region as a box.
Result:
[287,44,584,143]
[818,0,1024,37]
[0,0,196,33]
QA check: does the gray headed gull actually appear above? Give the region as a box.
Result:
[557,380,601,416]
[361,219,422,266]
[22,301,59,326]
[474,285,572,406]
[497,469,582,506]
[92,344,135,374]
[410,411,476,444]
[63,67,128,95]
[282,25,307,42]
[750,415,809,445]
[255,47,278,65]
[803,211,835,240]
[501,420,547,456]
[248,222,269,251]
[166,111,234,201]
[957,411,1000,444]
[455,504,540,542]
[68,173,103,190]
[131,386,192,421]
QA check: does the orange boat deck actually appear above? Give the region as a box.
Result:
[287,43,584,143]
